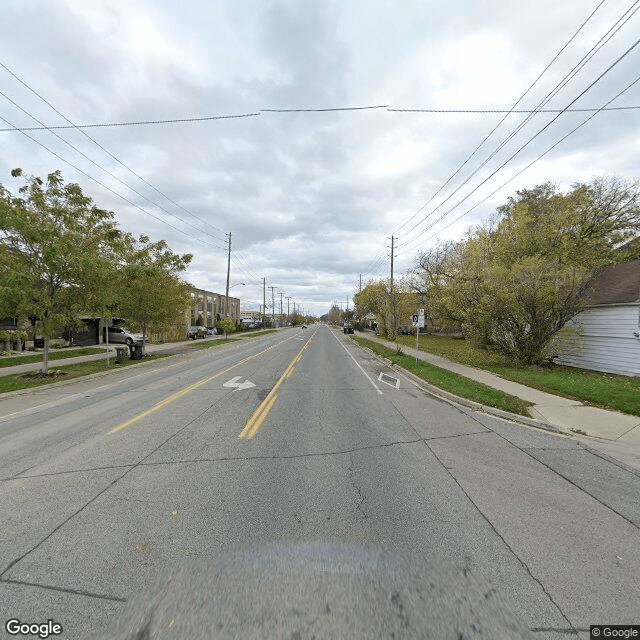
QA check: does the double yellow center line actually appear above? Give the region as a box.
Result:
[238,334,314,440]
[107,332,306,436]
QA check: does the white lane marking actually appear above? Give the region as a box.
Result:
[331,330,383,395]
[378,372,400,389]
[223,376,256,391]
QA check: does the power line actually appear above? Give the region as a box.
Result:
[260,105,389,112]
[387,105,640,113]
[0,112,261,132]
[396,14,640,253]
[2,104,639,134]
[0,110,225,251]
[397,72,640,256]
[0,61,229,244]
[390,0,616,247]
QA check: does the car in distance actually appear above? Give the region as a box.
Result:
[396,325,412,335]
[187,325,207,339]
[107,326,145,345]
[343,324,354,334]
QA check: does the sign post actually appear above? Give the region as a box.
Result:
[412,309,425,363]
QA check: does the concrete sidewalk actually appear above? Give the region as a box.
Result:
[0,333,249,377]
[361,332,640,450]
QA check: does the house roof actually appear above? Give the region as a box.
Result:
[584,260,640,305]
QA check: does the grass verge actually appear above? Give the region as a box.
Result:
[185,329,277,350]
[393,334,640,417]
[0,347,105,368]
[0,353,170,394]
[352,336,533,417]
[185,338,240,350]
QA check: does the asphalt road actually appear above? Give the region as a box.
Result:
[0,324,638,639]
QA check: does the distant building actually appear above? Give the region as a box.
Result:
[190,288,240,327]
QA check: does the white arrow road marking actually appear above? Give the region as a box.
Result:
[223,376,256,391]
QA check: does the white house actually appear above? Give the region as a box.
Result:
[552,260,640,377]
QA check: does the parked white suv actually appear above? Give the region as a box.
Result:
[107,326,145,345]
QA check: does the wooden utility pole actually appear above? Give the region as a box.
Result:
[390,235,396,332]
[225,232,231,318]
[263,277,266,325]
[269,286,276,327]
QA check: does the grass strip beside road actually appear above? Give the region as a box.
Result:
[0,354,170,394]
[184,330,278,351]
[394,334,640,417]
[353,336,533,418]
[0,347,105,368]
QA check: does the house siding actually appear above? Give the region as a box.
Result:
[552,304,640,376]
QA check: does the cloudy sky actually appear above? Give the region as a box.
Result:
[1,0,638,316]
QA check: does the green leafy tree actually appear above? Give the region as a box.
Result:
[415,178,640,364]
[353,280,418,338]
[0,169,125,373]
[353,281,392,336]
[215,317,236,338]
[114,236,192,351]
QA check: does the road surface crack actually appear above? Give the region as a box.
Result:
[347,453,368,520]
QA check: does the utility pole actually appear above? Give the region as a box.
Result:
[286,296,291,324]
[390,235,396,332]
[263,277,266,325]
[279,292,284,324]
[359,274,362,293]
[225,232,232,318]
[269,286,276,327]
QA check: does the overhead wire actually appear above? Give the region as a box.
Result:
[0,110,224,249]
[395,11,640,254]
[0,61,229,244]
[0,87,230,251]
[396,72,640,256]
[361,0,609,278]
[382,0,609,245]
[394,0,639,252]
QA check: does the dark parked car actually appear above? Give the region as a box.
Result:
[343,324,354,334]
[187,326,207,339]
[396,325,412,335]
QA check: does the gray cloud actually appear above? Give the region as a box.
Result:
[0,0,639,314]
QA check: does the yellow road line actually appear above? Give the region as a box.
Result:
[107,333,302,435]
[238,333,314,440]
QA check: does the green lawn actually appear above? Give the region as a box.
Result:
[392,333,640,417]
[0,353,169,394]
[0,347,106,368]
[352,336,533,417]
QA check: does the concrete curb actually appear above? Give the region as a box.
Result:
[355,341,569,437]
